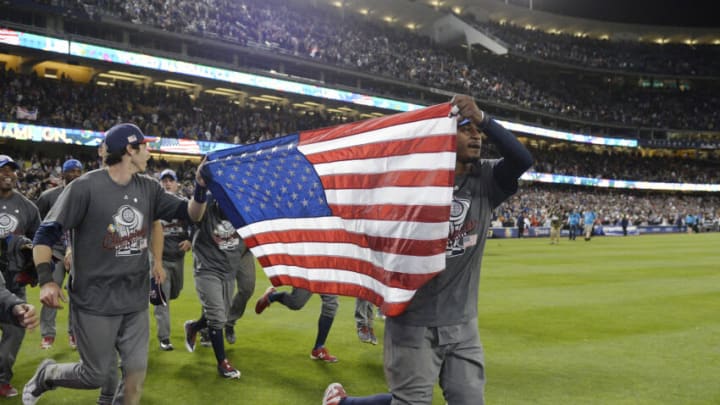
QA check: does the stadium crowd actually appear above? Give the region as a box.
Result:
[47,0,720,131]
[477,21,720,77]
[3,67,718,185]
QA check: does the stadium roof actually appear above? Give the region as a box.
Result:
[307,0,720,44]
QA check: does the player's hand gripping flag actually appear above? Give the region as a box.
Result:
[203,103,457,316]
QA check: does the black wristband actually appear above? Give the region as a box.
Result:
[37,262,54,286]
[193,181,208,203]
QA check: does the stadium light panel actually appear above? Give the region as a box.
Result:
[107,70,149,79]
[165,79,197,87]
[153,82,191,89]
[97,72,142,82]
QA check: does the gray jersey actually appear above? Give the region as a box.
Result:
[0,191,40,240]
[36,186,67,258]
[395,159,512,327]
[44,169,185,315]
[192,199,246,279]
[160,194,191,261]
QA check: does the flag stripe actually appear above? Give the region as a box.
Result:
[262,260,440,290]
[237,216,448,241]
[244,228,447,257]
[322,169,455,189]
[267,275,414,315]
[303,134,455,165]
[300,103,452,144]
[263,268,424,302]
[327,203,450,223]
[300,124,454,160]
[325,186,453,207]
[312,152,456,176]
[246,241,446,276]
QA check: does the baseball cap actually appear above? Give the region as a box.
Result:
[458,117,472,127]
[104,123,157,154]
[62,159,83,172]
[149,277,167,306]
[0,155,20,170]
[160,169,177,181]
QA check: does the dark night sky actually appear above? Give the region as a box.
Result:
[530,0,719,28]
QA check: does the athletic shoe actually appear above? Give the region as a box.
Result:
[40,336,54,350]
[357,326,371,344]
[322,382,347,405]
[217,359,241,379]
[159,339,174,351]
[0,383,17,397]
[368,328,378,345]
[68,334,77,349]
[184,320,197,353]
[225,326,236,345]
[199,328,212,347]
[311,347,338,363]
[255,286,276,314]
[22,358,56,405]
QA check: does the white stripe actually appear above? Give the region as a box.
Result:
[299,117,455,155]
[263,266,419,304]
[238,216,448,241]
[250,242,446,275]
[312,152,456,176]
[325,186,453,207]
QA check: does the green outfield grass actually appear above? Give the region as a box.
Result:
[9,233,720,404]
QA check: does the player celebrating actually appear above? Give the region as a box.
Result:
[0,154,41,398]
[322,95,533,405]
[35,158,84,350]
[24,124,208,405]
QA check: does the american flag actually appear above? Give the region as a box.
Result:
[204,103,457,316]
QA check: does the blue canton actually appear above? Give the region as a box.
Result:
[204,133,331,228]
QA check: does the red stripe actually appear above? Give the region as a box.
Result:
[328,204,450,223]
[304,134,456,164]
[268,276,412,317]
[245,229,447,256]
[299,103,451,144]
[259,255,441,290]
[322,169,454,190]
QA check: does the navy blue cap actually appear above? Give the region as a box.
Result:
[160,169,177,181]
[104,123,156,154]
[149,278,167,306]
[0,155,19,170]
[458,117,472,127]
[62,159,83,172]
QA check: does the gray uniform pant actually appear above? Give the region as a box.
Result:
[384,317,485,405]
[40,260,74,338]
[354,298,375,328]
[153,257,184,341]
[0,287,25,384]
[278,288,339,318]
[227,251,256,327]
[36,306,149,405]
[194,272,234,330]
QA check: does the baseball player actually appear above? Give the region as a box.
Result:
[256,287,339,362]
[223,246,255,345]
[322,95,533,405]
[0,273,38,329]
[354,298,378,345]
[153,169,192,351]
[24,123,209,405]
[183,194,250,379]
[0,154,41,398]
[35,158,83,350]
[583,208,596,241]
